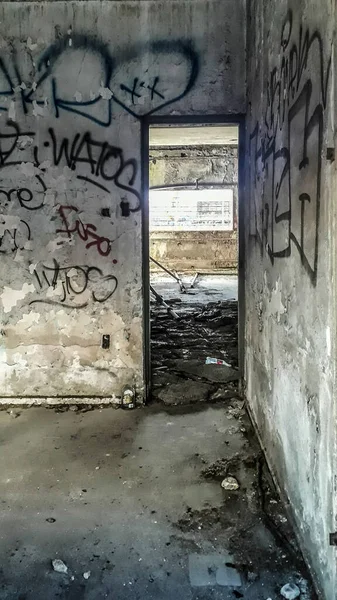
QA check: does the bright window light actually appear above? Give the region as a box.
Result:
[149,189,234,231]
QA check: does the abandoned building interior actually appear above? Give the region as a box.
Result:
[0,0,335,599]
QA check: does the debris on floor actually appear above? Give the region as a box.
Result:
[188,553,242,587]
[151,285,239,404]
[221,476,240,490]
[281,582,301,599]
[0,402,315,599]
[51,559,68,574]
[0,278,316,599]
[205,356,232,366]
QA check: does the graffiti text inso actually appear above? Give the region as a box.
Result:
[249,9,331,286]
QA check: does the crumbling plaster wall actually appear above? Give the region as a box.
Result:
[0,0,245,401]
[245,0,336,597]
[149,146,238,271]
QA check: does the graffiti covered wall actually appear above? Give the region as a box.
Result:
[245,0,336,597]
[0,0,245,400]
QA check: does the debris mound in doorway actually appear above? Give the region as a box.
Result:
[151,299,238,405]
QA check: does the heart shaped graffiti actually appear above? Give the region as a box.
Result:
[5,34,199,125]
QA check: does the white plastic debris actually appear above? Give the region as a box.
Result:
[205,357,231,367]
[83,571,91,580]
[221,476,240,491]
[122,387,135,409]
[280,583,301,600]
[52,559,68,574]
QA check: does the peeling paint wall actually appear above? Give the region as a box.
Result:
[245,0,336,597]
[149,145,238,271]
[0,0,245,400]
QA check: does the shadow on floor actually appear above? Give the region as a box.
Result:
[0,401,315,600]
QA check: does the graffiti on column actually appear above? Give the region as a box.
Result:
[249,9,331,286]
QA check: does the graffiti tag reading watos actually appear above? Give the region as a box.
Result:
[30,259,118,309]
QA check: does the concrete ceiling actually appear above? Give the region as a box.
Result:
[149,125,239,147]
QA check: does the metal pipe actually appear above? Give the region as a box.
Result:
[150,256,187,292]
[150,285,180,319]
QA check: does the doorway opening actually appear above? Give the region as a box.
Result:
[146,123,241,405]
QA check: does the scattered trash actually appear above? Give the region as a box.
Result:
[221,476,240,491]
[247,571,259,583]
[7,409,21,418]
[95,466,100,470]
[69,405,79,412]
[297,577,310,599]
[280,583,301,600]
[83,571,91,580]
[46,517,56,523]
[121,387,136,410]
[205,357,231,367]
[52,559,68,574]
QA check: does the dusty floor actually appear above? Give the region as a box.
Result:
[151,275,239,405]
[0,403,313,600]
[0,276,314,599]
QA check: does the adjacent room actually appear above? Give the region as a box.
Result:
[149,125,240,405]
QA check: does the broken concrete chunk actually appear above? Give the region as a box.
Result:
[157,380,212,405]
[280,583,301,600]
[221,476,240,491]
[247,571,259,583]
[7,409,21,418]
[52,559,68,574]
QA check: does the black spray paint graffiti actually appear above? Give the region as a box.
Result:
[0,120,141,213]
[46,128,141,211]
[0,33,199,311]
[0,36,199,126]
[0,219,31,253]
[30,259,118,309]
[249,9,331,286]
[0,183,45,212]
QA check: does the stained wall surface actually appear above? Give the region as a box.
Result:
[0,0,245,401]
[244,1,336,597]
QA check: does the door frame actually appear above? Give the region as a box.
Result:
[141,114,245,403]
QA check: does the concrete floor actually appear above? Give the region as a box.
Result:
[0,402,313,600]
